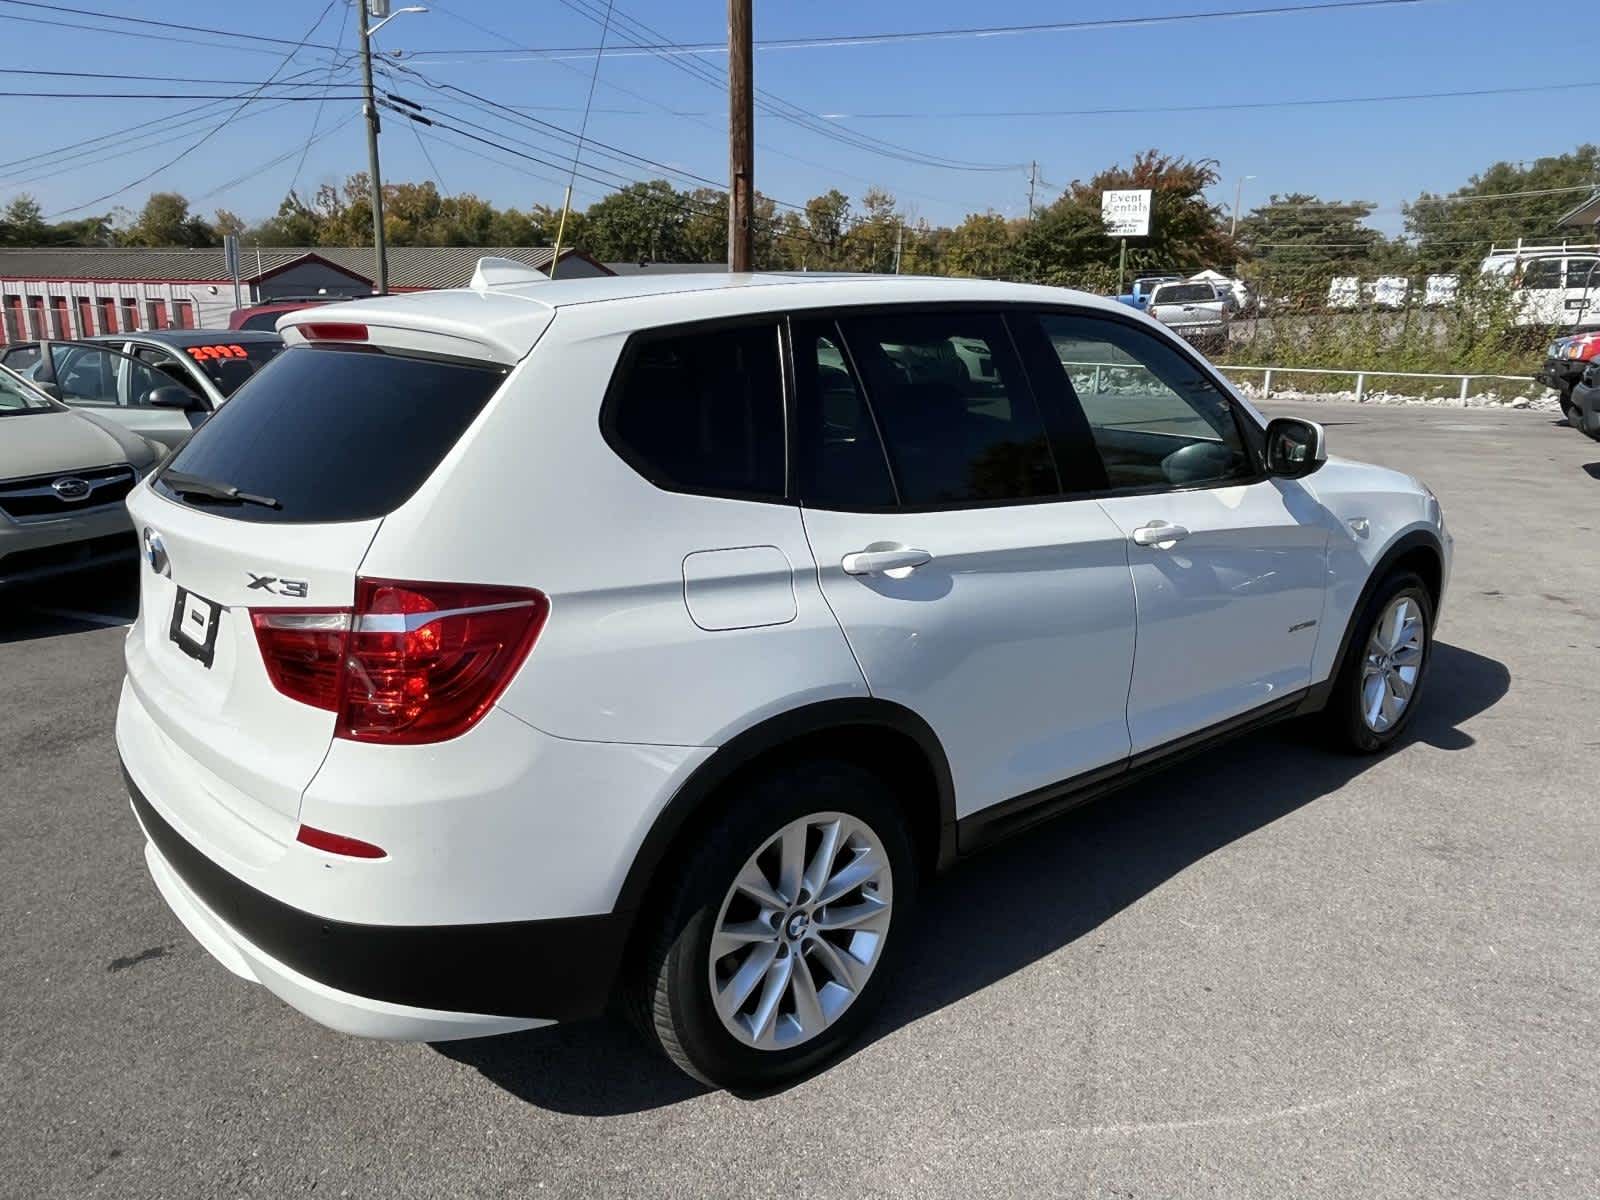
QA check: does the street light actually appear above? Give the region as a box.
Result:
[1230,174,1257,239]
[359,1,427,294]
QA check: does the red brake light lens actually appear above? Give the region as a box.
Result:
[249,610,350,711]
[299,322,368,342]
[249,579,548,745]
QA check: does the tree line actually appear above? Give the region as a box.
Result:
[3,144,1595,303]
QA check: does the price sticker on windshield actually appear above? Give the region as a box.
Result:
[186,344,250,362]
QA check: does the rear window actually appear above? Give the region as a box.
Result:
[179,339,285,396]
[238,312,286,332]
[155,345,507,524]
[1152,284,1215,304]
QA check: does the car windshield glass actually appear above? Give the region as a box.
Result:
[0,368,58,415]
[177,340,285,396]
[1153,285,1215,303]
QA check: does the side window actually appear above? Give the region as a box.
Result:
[604,322,785,500]
[2,344,41,372]
[792,319,896,509]
[1565,258,1599,289]
[1520,259,1563,290]
[53,345,182,409]
[835,312,1057,505]
[1036,313,1254,490]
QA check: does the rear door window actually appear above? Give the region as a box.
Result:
[179,339,285,396]
[602,322,785,500]
[835,311,1058,505]
[155,345,507,524]
[791,318,896,509]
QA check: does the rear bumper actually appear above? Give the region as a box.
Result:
[125,760,629,1035]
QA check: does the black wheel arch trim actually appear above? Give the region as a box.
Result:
[611,697,959,921]
[1298,527,1444,714]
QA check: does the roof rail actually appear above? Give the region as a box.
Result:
[1486,239,1600,258]
[469,256,549,290]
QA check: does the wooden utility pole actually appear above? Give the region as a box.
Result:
[727,0,754,272]
[358,7,388,294]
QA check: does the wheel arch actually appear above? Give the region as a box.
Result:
[1302,527,1444,713]
[611,699,958,925]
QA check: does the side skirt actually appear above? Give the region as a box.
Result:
[955,690,1309,856]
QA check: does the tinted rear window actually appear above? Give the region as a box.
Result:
[1153,284,1215,304]
[156,345,506,524]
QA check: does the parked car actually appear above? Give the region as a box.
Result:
[1480,242,1600,330]
[1534,330,1600,424]
[118,268,1451,1090]
[0,364,159,589]
[1145,279,1229,351]
[1114,274,1185,311]
[1568,359,1600,441]
[228,297,345,332]
[0,331,282,451]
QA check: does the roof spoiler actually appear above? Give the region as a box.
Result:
[470,256,549,290]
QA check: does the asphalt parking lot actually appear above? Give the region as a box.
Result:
[3,399,1597,1199]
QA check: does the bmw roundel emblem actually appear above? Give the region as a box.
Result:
[51,476,91,501]
[143,527,170,577]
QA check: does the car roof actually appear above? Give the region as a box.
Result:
[278,272,1137,364]
[89,329,282,347]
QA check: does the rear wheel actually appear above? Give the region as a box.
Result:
[635,760,916,1090]
[1322,571,1433,754]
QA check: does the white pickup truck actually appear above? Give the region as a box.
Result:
[1146,280,1230,352]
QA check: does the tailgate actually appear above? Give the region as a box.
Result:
[125,484,379,838]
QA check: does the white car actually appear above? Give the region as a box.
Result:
[118,267,1451,1089]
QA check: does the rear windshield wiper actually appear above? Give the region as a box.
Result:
[161,469,280,510]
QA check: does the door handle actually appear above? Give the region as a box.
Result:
[1131,521,1190,547]
[841,545,933,576]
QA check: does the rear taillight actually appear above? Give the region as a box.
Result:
[249,579,548,745]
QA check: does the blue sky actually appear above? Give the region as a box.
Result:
[0,0,1592,237]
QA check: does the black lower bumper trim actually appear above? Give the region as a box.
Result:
[123,761,627,1023]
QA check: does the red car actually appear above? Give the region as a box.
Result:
[227,298,341,333]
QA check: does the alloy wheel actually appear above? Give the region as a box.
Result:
[707,812,894,1051]
[1360,595,1426,733]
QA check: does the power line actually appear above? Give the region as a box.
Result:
[805,80,1600,120]
[407,0,1426,58]
[45,0,343,217]
[0,89,365,100]
[0,0,341,50]
[290,1,354,198]
[0,67,364,87]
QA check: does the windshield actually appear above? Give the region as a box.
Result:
[178,340,286,397]
[0,366,61,416]
[1153,284,1216,304]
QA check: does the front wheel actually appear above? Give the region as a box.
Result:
[634,760,916,1090]
[1321,571,1433,754]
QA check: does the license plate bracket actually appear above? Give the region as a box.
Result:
[169,587,222,668]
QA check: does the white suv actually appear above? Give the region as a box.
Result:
[118,268,1451,1089]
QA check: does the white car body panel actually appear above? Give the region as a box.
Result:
[116,271,1451,1041]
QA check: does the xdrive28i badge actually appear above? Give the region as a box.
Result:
[246,572,308,598]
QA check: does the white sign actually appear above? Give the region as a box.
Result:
[1101,189,1152,238]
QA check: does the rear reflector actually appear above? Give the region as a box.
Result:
[299,322,368,342]
[249,579,548,745]
[295,824,387,859]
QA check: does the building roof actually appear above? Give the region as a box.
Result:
[0,245,605,288]
[1556,190,1600,229]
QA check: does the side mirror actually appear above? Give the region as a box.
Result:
[148,385,206,413]
[1264,416,1327,479]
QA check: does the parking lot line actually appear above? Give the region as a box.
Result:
[29,606,132,629]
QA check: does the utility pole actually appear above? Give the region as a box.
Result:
[1230,174,1256,239]
[727,0,754,272]
[358,4,388,294]
[1027,160,1038,221]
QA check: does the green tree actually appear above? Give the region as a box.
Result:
[1406,144,1600,272]
[122,191,217,247]
[943,212,1016,278]
[581,180,688,262]
[1235,194,1395,303]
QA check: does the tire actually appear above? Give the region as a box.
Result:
[1321,570,1434,754]
[1558,388,1579,425]
[633,759,917,1090]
